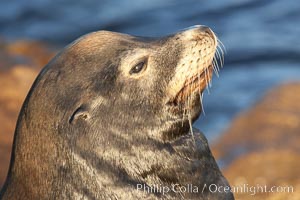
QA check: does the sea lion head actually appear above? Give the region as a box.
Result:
[2,26,232,199]
[59,25,220,142]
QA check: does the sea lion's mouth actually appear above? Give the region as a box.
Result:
[170,64,213,105]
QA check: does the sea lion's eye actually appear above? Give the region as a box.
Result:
[129,60,147,75]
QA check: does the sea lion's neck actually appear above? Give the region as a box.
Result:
[1,124,231,200]
[1,109,65,199]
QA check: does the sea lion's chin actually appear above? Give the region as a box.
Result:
[171,128,203,146]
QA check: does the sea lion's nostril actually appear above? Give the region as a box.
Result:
[195,26,214,38]
[197,25,209,32]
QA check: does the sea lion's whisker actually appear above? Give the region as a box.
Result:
[214,51,222,71]
[185,92,195,141]
[217,43,225,67]
[197,67,205,115]
[212,60,217,75]
[217,51,224,70]
[212,60,219,77]
[200,93,205,115]
[217,38,226,53]
[213,55,220,72]
[203,66,210,94]
[197,66,202,94]
[219,47,225,67]
[188,111,195,141]
[216,57,221,72]
[206,66,212,88]
[217,45,224,63]
[216,52,223,71]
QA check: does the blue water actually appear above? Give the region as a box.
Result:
[1,0,300,142]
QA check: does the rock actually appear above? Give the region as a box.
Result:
[212,83,300,200]
[224,150,300,200]
[213,83,300,162]
[5,40,55,68]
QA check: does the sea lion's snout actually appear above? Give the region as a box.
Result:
[166,25,219,107]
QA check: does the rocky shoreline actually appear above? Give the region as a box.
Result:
[0,40,299,199]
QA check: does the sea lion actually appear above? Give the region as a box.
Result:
[0,25,234,199]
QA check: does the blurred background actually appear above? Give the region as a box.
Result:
[0,0,299,199]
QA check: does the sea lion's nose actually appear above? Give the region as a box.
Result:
[184,25,211,32]
[197,25,213,35]
[180,25,215,41]
[183,25,213,35]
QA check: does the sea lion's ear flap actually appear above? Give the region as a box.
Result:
[69,105,90,124]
